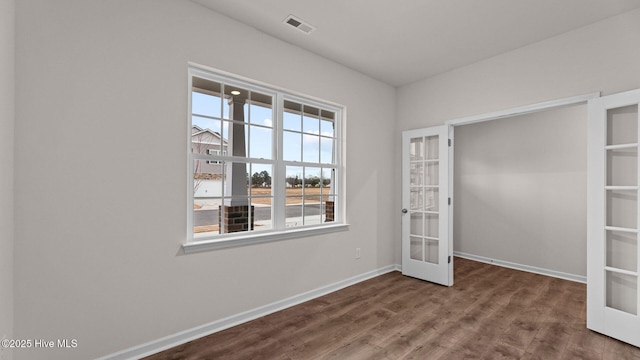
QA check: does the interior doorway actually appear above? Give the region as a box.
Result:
[445,93,598,282]
[452,103,588,281]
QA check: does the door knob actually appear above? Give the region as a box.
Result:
[401,208,408,214]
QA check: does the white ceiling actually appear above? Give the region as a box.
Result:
[191,0,640,87]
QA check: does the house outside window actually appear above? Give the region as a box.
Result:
[186,65,346,249]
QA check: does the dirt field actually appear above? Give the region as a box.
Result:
[193,187,332,209]
[193,187,331,233]
[251,187,330,205]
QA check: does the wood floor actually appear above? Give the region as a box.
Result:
[145,258,640,359]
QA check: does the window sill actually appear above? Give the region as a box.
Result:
[182,223,350,254]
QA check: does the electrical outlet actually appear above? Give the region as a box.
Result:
[355,248,361,259]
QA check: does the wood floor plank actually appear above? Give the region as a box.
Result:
[602,337,640,360]
[144,258,640,360]
[523,321,573,359]
[564,322,605,359]
[481,342,526,360]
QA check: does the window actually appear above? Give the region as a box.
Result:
[206,149,226,164]
[186,65,345,250]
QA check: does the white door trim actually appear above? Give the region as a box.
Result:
[445,92,600,127]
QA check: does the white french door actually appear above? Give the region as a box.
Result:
[587,89,640,347]
[402,125,453,286]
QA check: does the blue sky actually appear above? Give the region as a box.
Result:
[192,91,334,181]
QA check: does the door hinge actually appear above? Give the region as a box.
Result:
[448,255,452,264]
[448,197,451,205]
[448,139,452,147]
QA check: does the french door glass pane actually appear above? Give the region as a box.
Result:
[425,214,439,238]
[425,189,439,212]
[410,237,423,261]
[607,105,638,145]
[410,188,423,210]
[410,213,423,236]
[425,163,439,185]
[425,135,439,160]
[410,238,439,264]
[606,271,638,315]
[606,190,638,229]
[410,138,424,160]
[606,230,638,272]
[410,163,424,186]
[425,240,439,264]
[607,148,637,186]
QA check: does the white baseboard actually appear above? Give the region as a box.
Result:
[97,264,400,360]
[454,251,586,284]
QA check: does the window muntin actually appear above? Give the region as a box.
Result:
[188,68,343,243]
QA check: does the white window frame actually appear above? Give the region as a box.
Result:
[184,64,348,253]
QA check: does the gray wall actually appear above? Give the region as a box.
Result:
[396,8,640,276]
[14,1,395,359]
[454,105,587,276]
[0,0,15,359]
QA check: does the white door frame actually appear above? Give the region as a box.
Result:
[440,92,599,278]
[445,93,600,127]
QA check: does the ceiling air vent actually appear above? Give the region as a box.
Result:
[283,15,316,35]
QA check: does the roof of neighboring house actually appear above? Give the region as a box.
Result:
[192,125,228,145]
